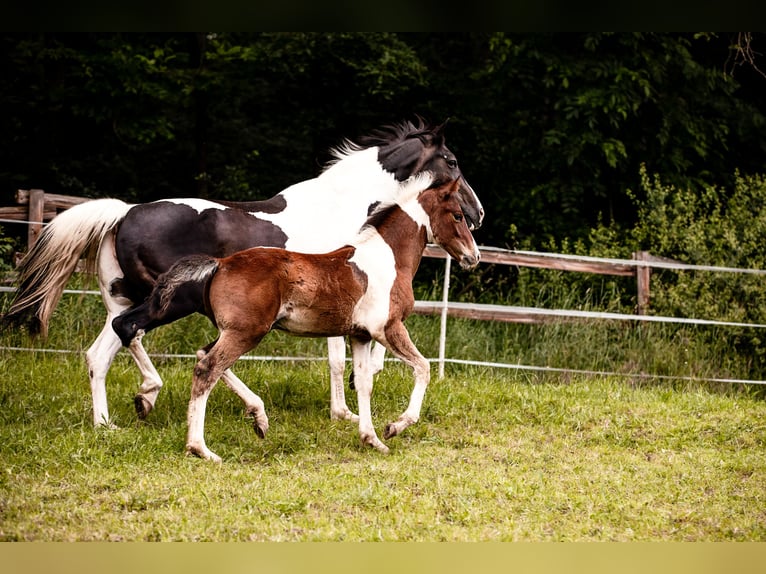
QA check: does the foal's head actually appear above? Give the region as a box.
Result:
[420,180,480,270]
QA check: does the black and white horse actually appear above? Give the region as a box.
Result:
[3,118,484,428]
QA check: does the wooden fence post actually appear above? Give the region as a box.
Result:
[27,189,45,249]
[633,250,651,315]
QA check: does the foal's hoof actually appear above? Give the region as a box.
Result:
[185,443,223,464]
[248,410,269,439]
[383,423,397,440]
[348,370,355,390]
[134,395,153,419]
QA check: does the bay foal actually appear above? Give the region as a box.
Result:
[147,176,479,461]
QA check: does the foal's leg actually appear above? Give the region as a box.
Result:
[370,341,387,376]
[379,322,431,440]
[350,337,389,454]
[327,336,358,422]
[186,333,263,462]
[193,349,270,438]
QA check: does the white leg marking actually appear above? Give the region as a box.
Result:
[370,341,387,375]
[351,338,388,453]
[221,368,270,438]
[328,336,358,422]
[85,319,123,427]
[186,385,221,463]
[129,330,164,418]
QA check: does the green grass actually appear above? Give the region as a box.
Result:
[1,286,766,541]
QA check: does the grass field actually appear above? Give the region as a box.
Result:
[1,290,765,541]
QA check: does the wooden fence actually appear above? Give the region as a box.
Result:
[3,189,766,383]
[0,189,89,251]
[1,190,662,320]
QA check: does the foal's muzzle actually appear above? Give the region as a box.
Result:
[459,252,480,270]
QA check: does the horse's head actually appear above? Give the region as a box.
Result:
[419,179,480,270]
[357,118,485,231]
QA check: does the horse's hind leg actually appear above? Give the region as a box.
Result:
[194,347,269,438]
[328,336,358,422]
[129,330,164,419]
[187,332,264,462]
[85,317,125,427]
[350,337,389,453]
[85,232,138,427]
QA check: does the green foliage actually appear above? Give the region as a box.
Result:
[2,33,765,248]
[0,227,17,272]
[626,167,766,370]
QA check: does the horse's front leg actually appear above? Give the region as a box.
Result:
[379,322,431,440]
[328,336,359,422]
[128,330,164,419]
[350,337,389,454]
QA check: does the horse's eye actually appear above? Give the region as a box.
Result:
[442,154,457,169]
[453,213,463,222]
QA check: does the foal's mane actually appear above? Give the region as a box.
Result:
[327,116,435,165]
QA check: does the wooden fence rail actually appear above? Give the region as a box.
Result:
[4,190,766,382]
[2,190,659,320]
[0,189,89,249]
[420,244,657,316]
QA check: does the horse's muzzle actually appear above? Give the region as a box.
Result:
[459,253,480,270]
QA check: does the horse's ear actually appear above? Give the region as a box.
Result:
[437,178,460,201]
[429,119,449,147]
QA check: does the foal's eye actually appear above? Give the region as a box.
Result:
[453,213,463,222]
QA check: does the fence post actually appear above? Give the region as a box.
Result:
[633,250,651,315]
[437,255,452,379]
[27,189,45,249]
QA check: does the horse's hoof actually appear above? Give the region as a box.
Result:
[348,370,355,390]
[252,419,268,439]
[383,423,397,440]
[246,409,269,439]
[185,444,222,463]
[134,395,152,419]
[362,435,390,454]
[95,419,118,430]
[330,408,359,423]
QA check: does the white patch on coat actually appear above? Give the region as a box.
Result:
[158,198,228,213]
[259,149,432,254]
[348,231,396,338]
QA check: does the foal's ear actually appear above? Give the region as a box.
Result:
[438,178,461,201]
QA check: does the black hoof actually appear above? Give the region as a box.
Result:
[383,423,396,440]
[349,370,355,390]
[134,395,149,419]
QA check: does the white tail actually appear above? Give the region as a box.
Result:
[3,198,133,338]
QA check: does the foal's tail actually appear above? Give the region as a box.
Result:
[2,198,133,338]
[153,254,220,317]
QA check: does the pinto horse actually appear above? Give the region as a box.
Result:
[146,177,479,461]
[2,118,484,428]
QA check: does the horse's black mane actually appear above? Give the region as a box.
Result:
[354,116,434,149]
[360,176,438,234]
